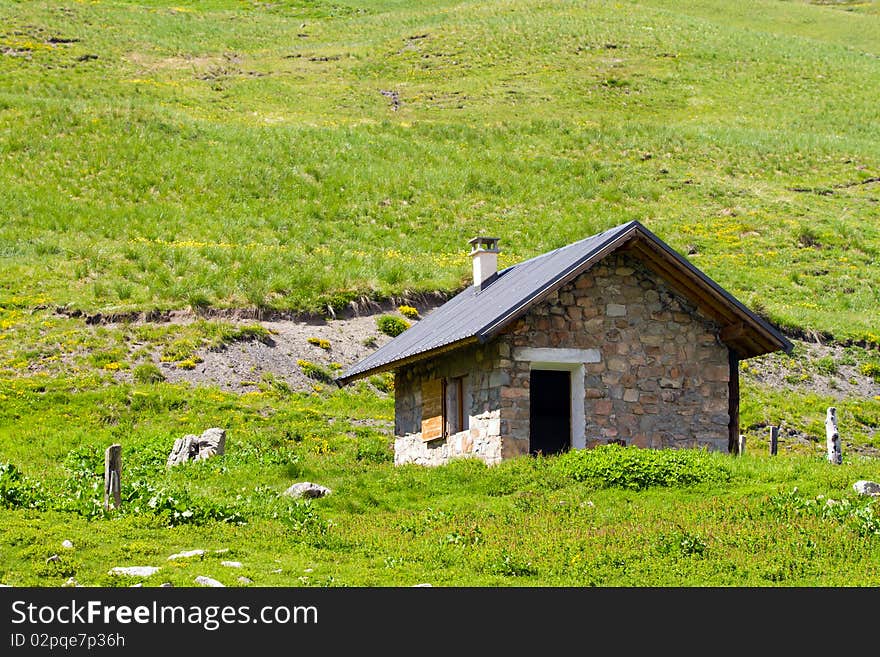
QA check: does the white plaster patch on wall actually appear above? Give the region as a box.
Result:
[512,347,601,364]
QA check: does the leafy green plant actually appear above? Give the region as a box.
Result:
[376,315,410,337]
[307,337,331,350]
[369,372,394,393]
[132,363,165,384]
[813,356,838,376]
[258,372,292,395]
[860,362,880,383]
[297,359,334,384]
[553,444,730,490]
[0,463,47,510]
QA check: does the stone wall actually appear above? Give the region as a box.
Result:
[391,251,731,465]
[498,252,730,452]
[393,342,504,466]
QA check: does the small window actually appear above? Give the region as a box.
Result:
[445,376,467,436]
[421,376,468,442]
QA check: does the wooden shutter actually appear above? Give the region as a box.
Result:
[421,379,445,442]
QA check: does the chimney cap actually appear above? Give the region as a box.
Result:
[468,236,501,254]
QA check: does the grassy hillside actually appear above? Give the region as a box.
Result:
[1,0,880,587]
[1,0,879,340]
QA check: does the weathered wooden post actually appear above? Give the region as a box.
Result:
[104,444,122,511]
[738,434,746,456]
[825,407,841,465]
[769,426,779,456]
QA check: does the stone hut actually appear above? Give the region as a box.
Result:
[337,221,791,466]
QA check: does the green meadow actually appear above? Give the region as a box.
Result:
[1,0,879,339]
[1,0,880,586]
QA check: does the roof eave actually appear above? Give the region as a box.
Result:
[335,336,480,386]
[622,224,791,359]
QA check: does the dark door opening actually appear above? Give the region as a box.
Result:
[529,369,571,456]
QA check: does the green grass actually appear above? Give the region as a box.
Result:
[0,0,879,341]
[1,377,879,587]
[1,0,880,587]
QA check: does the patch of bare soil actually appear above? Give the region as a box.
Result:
[743,341,879,401]
[108,299,443,393]
[156,313,399,393]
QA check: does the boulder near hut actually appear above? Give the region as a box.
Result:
[337,221,792,466]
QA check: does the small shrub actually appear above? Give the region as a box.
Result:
[161,338,199,362]
[88,349,127,369]
[176,357,202,370]
[227,324,271,343]
[553,443,730,490]
[813,356,838,376]
[259,372,292,395]
[369,372,394,393]
[133,363,165,384]
[362,336,378,348]
[0,463,47,510]
[297,359,334,384]
[859,362,880,383]
[307,337,331,350]
[124,479,246,527]
[376,315,410,337]
[397,305,419,319]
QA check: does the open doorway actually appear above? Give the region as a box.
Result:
[529,369,571,456]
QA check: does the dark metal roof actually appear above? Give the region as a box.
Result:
[337,220,792,385]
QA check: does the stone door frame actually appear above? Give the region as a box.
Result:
[513,347,600,451]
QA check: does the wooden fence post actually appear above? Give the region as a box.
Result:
[104,444,122,511]
[769,426,778,456]
[825,407,841,465]
[738,434,746,456]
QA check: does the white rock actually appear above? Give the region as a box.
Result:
[62,577,78,588]
[166,434,198,468]
[109,566,160,577]
[237,576,253,585]
[0,584,11,587]
[61,540,74,549]
[214,548,230,555]
[196,428,226,461]
[283,482,332,499]
[221,561,242,568]
[160,583,174,587]
[167,428,226,467]
[412,583,432,587]
[195,576,224,587]
[167,549,205,560]
[853,480,880,497]
[130,583,143,588]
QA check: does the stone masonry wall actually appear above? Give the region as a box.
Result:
[393,342,504,466]
[497,252,730,453]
